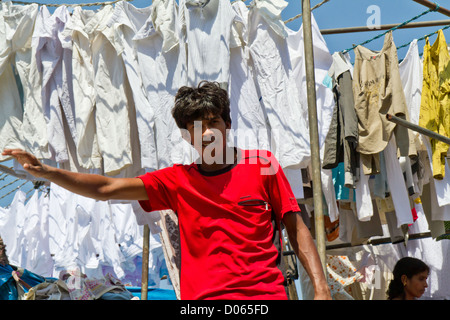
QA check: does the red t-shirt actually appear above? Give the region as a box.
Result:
[137,149,300,300]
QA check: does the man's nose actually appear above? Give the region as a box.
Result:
[203,127,216,141]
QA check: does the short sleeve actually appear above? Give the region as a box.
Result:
[262,151,301,221]
[136,166,177,212]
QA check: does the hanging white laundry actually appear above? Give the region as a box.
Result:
[48,183,127,279]
[48,183,77,274]
[287,12,336,210]
[0,190,26,267]
[383,136,414,227]
[428,169,450,221]
[22,191,53,277]
[61,7,102,171]
[109,201,143,262]
[422,135,450,210]
[73,191,126,279]
[354,157,373,222]
[0,5,25,161]
[2,3,50,161]
[107,1,158,172]
[229,1,270,152]
[38,191,53,275]
[48,183,100,278]
[408,199,430,234]
[91,199,128,280]
[46,184,67,278]
[33,6,77,164]
[74,202,102,277]
[179,0,236,87]
[247,0,310,170]
[399,39,423,129]
[133,0,193,168]
[321,167,339,222]
[84,5,134,176]
[286,12,334,150]
[13,190,29,268]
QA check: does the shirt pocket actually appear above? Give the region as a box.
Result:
[237,196,271,214]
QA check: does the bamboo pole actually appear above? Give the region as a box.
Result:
[412,0,450,18]
[301,0,327,274]
[141,224,150,300]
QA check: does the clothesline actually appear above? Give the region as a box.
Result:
[283,0,330,24]
[396,23,450,50]
[3,0,329,24]
[4,0,444,55]
[3,0,132,7]
[341,4,441,53]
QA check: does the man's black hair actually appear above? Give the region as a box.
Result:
[172,80,231,129]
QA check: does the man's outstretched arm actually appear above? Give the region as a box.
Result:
[283,211,332,300]
[2,149,148,201]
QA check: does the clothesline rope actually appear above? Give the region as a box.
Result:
[342,3,441,53]
[3,0,133,7]
[396,23,450,50]
[283,0,330,24]
[5,0,329,23]
[0,180,28,201]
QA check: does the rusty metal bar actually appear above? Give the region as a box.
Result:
[386,114,450,145]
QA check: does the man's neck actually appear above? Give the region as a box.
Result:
[198,147,237,172]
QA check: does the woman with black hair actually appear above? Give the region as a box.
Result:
[387,257,430,300]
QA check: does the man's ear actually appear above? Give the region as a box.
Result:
[225,121,232,130]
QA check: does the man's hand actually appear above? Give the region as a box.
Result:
[2,149,48,178]
[2,148,148,202]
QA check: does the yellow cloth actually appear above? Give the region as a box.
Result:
[419,30,450,179]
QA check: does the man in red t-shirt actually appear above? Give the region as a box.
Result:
[3,81,331,300]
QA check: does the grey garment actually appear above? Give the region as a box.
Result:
[23,279,71,300]
[373,151,389,199]
[322,67,359,188]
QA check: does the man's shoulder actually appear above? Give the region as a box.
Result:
[140,162,195,178]
[240,149,281,176]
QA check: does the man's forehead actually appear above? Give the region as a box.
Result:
[190,114,221,123]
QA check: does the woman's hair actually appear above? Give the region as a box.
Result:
[172,81,231,129]
[387,257,429,300]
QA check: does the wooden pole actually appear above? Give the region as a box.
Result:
[412,0,450,18]
[141,224,150,300]
[301,0,327,274]
[320,19,450,35]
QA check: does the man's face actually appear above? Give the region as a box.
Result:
[185,114,231,164]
